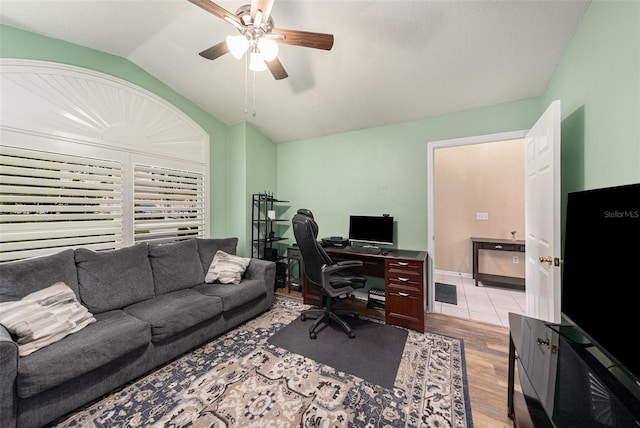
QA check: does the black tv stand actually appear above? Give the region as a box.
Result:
[508,312,640,427]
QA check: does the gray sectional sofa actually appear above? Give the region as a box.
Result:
[0,238,275,428]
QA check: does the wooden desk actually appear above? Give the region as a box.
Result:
[305,247,427,332]
[471,237,525,290]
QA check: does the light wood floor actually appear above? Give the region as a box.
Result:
[275,288,515,428]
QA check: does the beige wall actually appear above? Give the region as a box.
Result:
[435,139,526,277]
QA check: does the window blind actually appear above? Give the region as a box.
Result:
[133,164,204,244]
[0,146,123,262]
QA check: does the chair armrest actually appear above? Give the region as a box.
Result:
[325,260,363,272]
[0,324,18,428]
[321,261,364,297]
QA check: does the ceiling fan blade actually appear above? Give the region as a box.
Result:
[188,0,242,27]
[250,0,274,24]
[266,57,288,80]
[271,28,334,51]
[199,41,229,60]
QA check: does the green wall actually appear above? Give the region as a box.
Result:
[226,123,249,254]
[542,0,640,192]
[277,99,540,252]
[245,123,280,256]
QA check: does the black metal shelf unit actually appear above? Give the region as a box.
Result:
[251,192,289,287]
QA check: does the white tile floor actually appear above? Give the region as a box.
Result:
[432,272,525,327]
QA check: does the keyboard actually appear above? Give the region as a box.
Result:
[344,245,381,255]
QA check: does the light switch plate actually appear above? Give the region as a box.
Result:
[476,212,489,220]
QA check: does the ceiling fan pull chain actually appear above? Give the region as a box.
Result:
[244,54,249,115]
[252,70,257,117]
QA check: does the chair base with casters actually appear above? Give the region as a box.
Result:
[299,261,365,339]
[301,294,360,339]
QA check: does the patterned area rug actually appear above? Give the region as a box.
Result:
[52,295,472,427]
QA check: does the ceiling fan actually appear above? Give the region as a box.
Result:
[188,0,334,80]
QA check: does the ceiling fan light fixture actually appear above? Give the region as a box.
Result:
[249,50,267,72]
[226,34,249,59]
[241,13,252,26]
[257,37,278,61]
[254,10,263,26]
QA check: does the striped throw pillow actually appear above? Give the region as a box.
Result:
[0,282,96,356]
[205,250,251,284]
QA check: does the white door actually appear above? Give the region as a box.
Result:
[524,100,562,323]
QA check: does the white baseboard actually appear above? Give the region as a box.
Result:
[434,269,473,279]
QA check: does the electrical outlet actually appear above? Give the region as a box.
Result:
[476,212,489,220]
[513,256,519,264]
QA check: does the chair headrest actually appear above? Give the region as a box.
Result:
[296,208,314,218]
[293,208,319,238]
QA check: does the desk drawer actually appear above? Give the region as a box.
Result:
[387,276,422,293]
[477,242,523,252]
[387,259,423,272]
[386,291,424,332]
[386,259,423,292]
[385,257,424,332]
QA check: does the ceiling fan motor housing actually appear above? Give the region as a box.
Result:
[236,4,274,34]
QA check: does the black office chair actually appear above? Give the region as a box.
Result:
[292,209,366,339]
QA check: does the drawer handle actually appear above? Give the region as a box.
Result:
[397,277,409,282]
[495,245,503,249]
[398,292,409,297]
[398,262,409,266]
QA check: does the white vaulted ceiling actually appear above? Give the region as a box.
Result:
[0,0,590,143]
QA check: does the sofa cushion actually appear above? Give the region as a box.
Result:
[196,237,238,274]
[0,249,79,302]
[123,289,223,342]
[148,239,204,295]
[205,250,251,284]
[17,309,150,398]
[193,278,265,312]
[75,244,155,314]
[0,282,96,356]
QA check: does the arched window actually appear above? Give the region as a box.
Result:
[0,60,209,262]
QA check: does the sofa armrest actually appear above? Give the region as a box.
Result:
[244,258,276,301]
[0,324,18,428]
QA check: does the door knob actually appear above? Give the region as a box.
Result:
[539,256,553,264]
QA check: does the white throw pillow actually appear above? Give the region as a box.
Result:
[0,282,96,356]
[205,250,251,284]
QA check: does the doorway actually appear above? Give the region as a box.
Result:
[426,131,527,326]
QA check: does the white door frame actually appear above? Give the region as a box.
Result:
[426,130,527,313]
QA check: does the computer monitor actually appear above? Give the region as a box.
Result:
[348,215,394,245]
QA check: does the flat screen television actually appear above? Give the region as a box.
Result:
[561,182,640,381]
[348,215,394,245]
